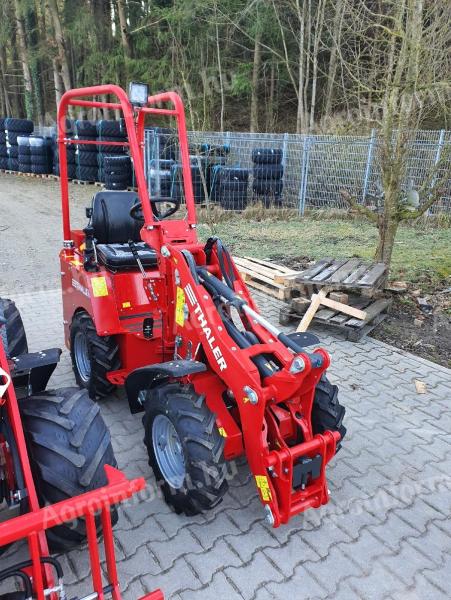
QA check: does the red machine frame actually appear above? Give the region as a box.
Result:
[0,337,163,600]
[58,85,341,528]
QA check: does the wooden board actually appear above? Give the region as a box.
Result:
[294,258,387,292]
[234,255,303,301]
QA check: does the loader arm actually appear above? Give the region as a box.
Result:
[164,243,340,527]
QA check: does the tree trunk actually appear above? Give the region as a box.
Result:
[14,0,34,118]
[266,60,276,130]
[324,0,344,119]
[47,0,72,92]
[0,48,12,116]
[250,25,262,132]
[215,16,225,131]
[52,57,63,107]
[309,0,326,131]
[116,0,132,58]
[375,215,399,267]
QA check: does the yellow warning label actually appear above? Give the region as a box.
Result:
[218,427,228,437]
[91,276,108,297]
[243,396,250,403]
[122,301,131,308]
[175,286,186,327]
[255,475,272,501]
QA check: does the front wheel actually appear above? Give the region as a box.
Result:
[143,383,228,516]
[20,387,118,552]
[312,375,346,451]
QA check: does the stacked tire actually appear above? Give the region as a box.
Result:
[103,155,132,190]
[53,120,76,179]
[0,118,7,170]
[30,137,53,175]
[5,118,34,172]
[75,120,98,182]
[97,120,128,184]
[211,166,249,210]
[18,136,32,173]
[170,163,206,204]
[252,148,284,207]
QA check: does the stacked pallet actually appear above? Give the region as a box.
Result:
[233,256,302,300]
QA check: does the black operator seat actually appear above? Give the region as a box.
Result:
[89,191,158,271]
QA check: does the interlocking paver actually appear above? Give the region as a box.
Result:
[0,284,450,600]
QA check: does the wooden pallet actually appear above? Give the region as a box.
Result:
[233,256,302,301]
[281,294,391,341]
[293,258,387,297]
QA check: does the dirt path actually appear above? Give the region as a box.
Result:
[0,174,92,295]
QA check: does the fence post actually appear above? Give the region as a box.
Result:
[434,129,445,165]
[298,136,311,216]
[362,128,376,203]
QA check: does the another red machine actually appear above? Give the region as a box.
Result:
[59,84,346,528]
[0,300,163,600]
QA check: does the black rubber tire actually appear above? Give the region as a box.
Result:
[76,136,98,153]
[19,163,32,173]
[97,136,127,153]
[0,132,7,144]
[75,120,97,137]
[0,298,28,358]
[18,148,31,158]
[219,181,248,194]
[8,159,19,172]
[103,155,131,172]
[253,180,284,197]
[104,180,129,191]
[253,164,284,180]
[5,118,33,133]
[77,150,98,167]
[143,383,228,515]
[70,311,120,399]
[218,167,249,183]
[7,146,19,158]
[6,132,24,146]
[312,375,346,451]
[0,144,8,158]
[104,171,131,184]
[251,148,283,164]
[76,165,98,182]
[31,164,51,175]
[0,592,28,599]
[97,119,125,137]
[30,154,49,166]
[0,157,8,169]
[19,387,118,552]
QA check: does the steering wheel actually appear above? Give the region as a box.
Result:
[130,197,181,222]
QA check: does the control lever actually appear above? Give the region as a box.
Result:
[128,240,157,301]
[83,225,99,272]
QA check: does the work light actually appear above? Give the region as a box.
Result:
[128,82,149,106]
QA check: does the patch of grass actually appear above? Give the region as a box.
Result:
[198,215,451,288]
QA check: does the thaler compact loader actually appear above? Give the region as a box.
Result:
[58,84,346,528]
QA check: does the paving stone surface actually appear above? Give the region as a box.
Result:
[1,285,450,600]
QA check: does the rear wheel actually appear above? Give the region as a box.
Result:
[70,311,120,399]
[312,375,346,451]
[0,298,28,358]
[20,387,118,552]
[143,383,228,515]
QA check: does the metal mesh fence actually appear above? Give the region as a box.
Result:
[144,128,451,214]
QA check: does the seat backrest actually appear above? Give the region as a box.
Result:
[90,191,142,244]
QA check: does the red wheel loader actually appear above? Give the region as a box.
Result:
[0,298,163,600]
[58,84,346,528]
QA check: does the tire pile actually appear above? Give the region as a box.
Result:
[103,155,132,190]
[18,137,32,173]
[29,137,53,175]
[149,158,175,197]
[0,119,7,170]
[53,120,76,179]
[4,118,34,172]
[75,120,98,182]
[97,120,129,185]
[252,148,284,207]
[211,166,249,210]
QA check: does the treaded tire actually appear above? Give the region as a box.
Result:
[312,375,346,451]
[251,148,283,164]
[76,165,98,182]
[19,387,118,552]
[5,118,34,133]
[77,150,98,167]
[253,164,284,179]
[0,299,28,358]
[104,179,129,191]
[0,157,8,169]
[143,383,228,516]
[8,146,19,158]
[70,311,120,399]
